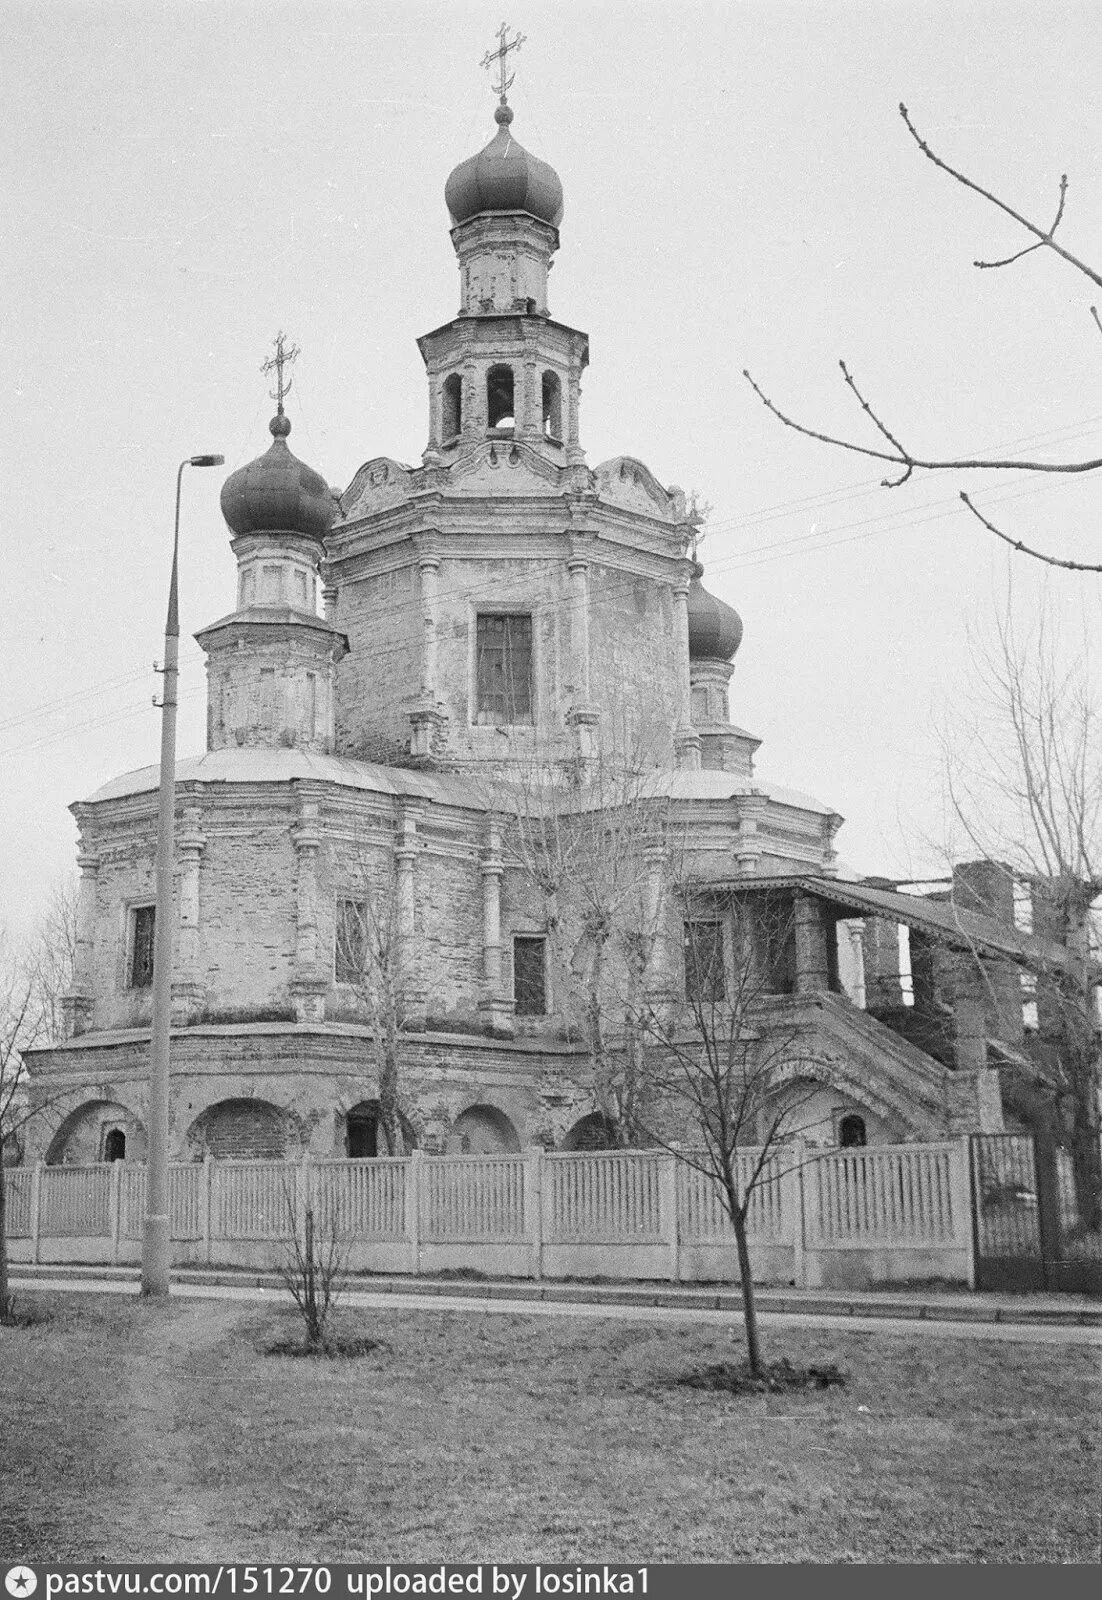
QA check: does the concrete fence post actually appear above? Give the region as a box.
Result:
[799,1139,815,1286]
[660,1151,679,1282]
[202,1154,214,1266]
[524,1146,544,1280]
[954,1136,976,1290]
[29,1161,42,1266]
[784,1136,807,1289]
[408,1147,423,1275]
[109,1159,122,1266]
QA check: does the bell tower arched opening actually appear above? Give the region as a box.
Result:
[442,373,463,441]
[487,365,515,431]
[542,371,562,439]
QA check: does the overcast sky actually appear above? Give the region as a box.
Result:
[3,0,1101,940]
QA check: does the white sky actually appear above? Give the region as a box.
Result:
[3,0,1101,940]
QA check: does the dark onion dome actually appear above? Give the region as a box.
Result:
[687,563,743,660]
[220,414,337,545]
[445,103,564,227]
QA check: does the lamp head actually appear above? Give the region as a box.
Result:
[189,454,225,467]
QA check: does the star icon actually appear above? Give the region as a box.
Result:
[5,1570,37,1598]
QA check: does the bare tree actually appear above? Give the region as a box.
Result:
[745,103,1102,574]
[505,747,670,1146]
[630,889,825,1377]
[0,932,49,1321]
[944,599,1102,1228]
[276,1174,349,1353]
[28,875,78,1045]
[335,839,411,1157]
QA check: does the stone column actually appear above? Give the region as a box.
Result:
[290,787,325,1022]
[793,893,831,994]
[395,803,425,1029]
[565,542,599,774]
[478,817,514,1036]
[565,370,585,466]
[62,823,98,1037]
[672,575,701,771]
[520,356,539,442]
[410,539,444,759]
[171,800,206,1023]
[736,792,766,875]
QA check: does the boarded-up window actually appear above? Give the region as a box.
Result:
[335,897,368,982]
[476,613,533,724]
[130,905,155,988]
[684,920,725,1002]
[513,935,547,1016]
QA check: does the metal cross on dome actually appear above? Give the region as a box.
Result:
[481,22,525,102]
[262,329,300,415]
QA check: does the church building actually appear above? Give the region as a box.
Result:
[26,53,1041,1168]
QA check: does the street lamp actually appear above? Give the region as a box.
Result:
[141,453,224,1299]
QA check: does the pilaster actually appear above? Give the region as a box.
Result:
[396,803,426,1029]
[61,823,98,1037]
[289,786,326,1022]
[478,816,514,1036]
[171,798,207,1023]
[672,574,700,771]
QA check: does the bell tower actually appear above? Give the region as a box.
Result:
[418,28,588,468]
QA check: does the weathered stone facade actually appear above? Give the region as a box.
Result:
[26,89,1031,1166]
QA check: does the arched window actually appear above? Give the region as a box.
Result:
[442,373,462,440]
[487,365,515,430]
[542,370,562,438]
[839,1113,867,1148]
[103,1128,126,1162]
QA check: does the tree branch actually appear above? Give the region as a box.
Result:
[899,105,1101,289]
[959,493,1102,573]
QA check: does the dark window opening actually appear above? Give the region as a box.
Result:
[103,1128,126,1162]
[476,613,533,724]
[839,1113,867,1148]
[346,1111,378,1159]
[442,373,462,439]
[684,920,726,1003]
[514,935,548,1016]
[487,365,515,430]
[542,370,562,438]
[335,897,368,982]
[130,905,155,988]
[563,1112,616,1151]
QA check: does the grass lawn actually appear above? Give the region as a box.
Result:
[1,1293,1099,1564]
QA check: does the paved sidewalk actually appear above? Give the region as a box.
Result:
[10,1260,1100,1333]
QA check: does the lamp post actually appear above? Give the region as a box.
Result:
[141,453,224,1299]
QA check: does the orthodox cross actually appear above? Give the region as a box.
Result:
[480,22,525,102]
[262,330,300,415]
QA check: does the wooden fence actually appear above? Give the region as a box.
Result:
[4,1138,977,1288]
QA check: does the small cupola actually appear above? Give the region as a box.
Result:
[687,563,743,661]
[220,411,337,549]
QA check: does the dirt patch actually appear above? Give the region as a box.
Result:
[672,1357,848,1394]
[263,1334,387,1359]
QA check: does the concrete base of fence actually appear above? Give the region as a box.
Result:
[803,1247,972,1290]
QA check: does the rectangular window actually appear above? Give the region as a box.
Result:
[130,905,155,988]
[476,613,533,724]
[335,897,367,983]
[684,920,726,1002]
[513,935,547,1016]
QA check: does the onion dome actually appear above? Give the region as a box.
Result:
[687,563,743,660]
[445,103,564,227]
[220,414,337,545]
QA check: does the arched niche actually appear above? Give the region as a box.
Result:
[561,1112,617,1152]
[445,1104,521,1156]
[343,1099,418,1158]
[45,1100,147,1166]
[185,1097,300,1162]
